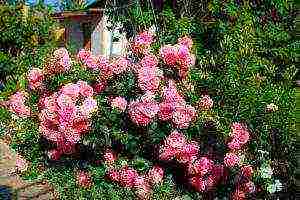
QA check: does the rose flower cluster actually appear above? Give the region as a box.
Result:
[159,130,224,192]
[160,36,195,79]
[39,81,98,159]
[103,150,164,199]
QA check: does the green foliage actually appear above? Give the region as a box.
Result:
[0,2,59,84]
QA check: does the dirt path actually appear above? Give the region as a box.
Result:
[0,140,56,200]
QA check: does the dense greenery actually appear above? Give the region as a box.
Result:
[0,0,297,199]
[0,2,59,88]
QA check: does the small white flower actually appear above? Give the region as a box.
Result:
[260,164,273,179]
[267,179,283,193]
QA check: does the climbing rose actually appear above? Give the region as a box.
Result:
[27,68,44,90]
[172,104,197,129]
[160,45,178,66]
[178,36,193,49]
[148,166,164,185]
[7,91,31,117]
[228,123,250,150]
[244,181,256,193]
[241,165,254,178]
[76,171,93,188]
[188,157,214,176]
[199,95,213,110]
[128,94,159,126]
[111,96,127,112]
[107,169,120,182]
[119,167,139,188]
[224,153,240,167]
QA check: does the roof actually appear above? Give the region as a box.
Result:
[52,8,103,21]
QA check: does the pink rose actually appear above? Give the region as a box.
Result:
[189,176,207,192]
[92,80,107,94]
[160,45,178,66]
[159,146,177,161]
[224,153,240,168]
[172,104,196,129]
[103,149,116,165]
[176,141,199,164]
[162,80,185,104]
[61,83,80,100]
[76,171,93,188]
[188,157,213,176]
[244,181,256,193]
[134,176,151,200]
[47,149,62,160]
[107,169,120,182]
[81,97,98,116]
[241,165,254,178]
[164,130,187,149]
[178,36,193,49]
[128,95,159,126]
[158,102,175,121]
[77,80,94,97]
[119,167,139,188]
[8,91,31,117]
[27,68,44,90]
[199,95,213,110]
[111,96,127,112]
[148,166,164,185]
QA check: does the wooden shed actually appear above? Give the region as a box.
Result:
[52,2,128,57]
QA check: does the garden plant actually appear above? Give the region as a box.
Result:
[0,0,297,200]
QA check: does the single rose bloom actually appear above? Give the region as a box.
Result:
[111,96,127,112]
[160,45,179,67]
[224,153,240,168]
[158,102,175,121]
[188,157,213,176]
[128,96,159,126]
[103,149,116,166]
[199,95,213,110]
[172,104,197,129]
[119,167,139,188]
[8,91,31,117]
[92,80,107,94]
[176,141,199,164]
[27,68,44,90]
[159,146,177,161]
[148,166,164,185]
[107,169,120,182]
[77,81,94,97]
[244,181,256,193]
[164,130,187,149]
[178,36,193,49]
[76,171,93,188]
[241,165,254,178]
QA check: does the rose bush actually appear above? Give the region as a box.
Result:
[0,20,296,199]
